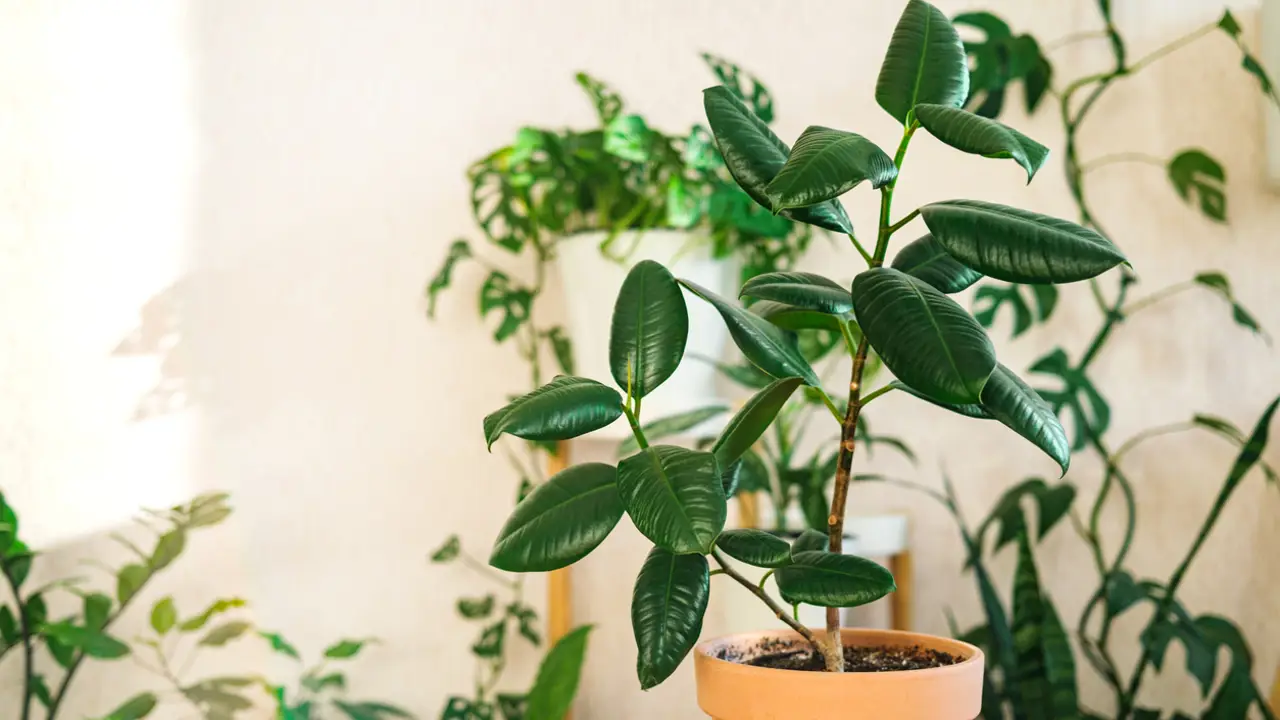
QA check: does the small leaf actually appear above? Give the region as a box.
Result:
[480,271,533,343]
[610,260,688,399]
[921,200,1127,284]
[632,547,710,690]
[333,701,413,720]
[740,272,854,315]
[916,104,1049,182]
[891,234,983,293]
[1031,348,1110,452]
[426,239,472,318]
[1168,150,1226,223]
[575,72,622,124]
[544,327,575,376]
[149,529,186,572]
[851,267,996,405]
[30,674,52,708]
[472,621,506,658]
[790,529,828,555]
[604,114,651,162]
[980,365,1070,474]
[508,603,541,646]
[619,406,728,457]
[702,87,854,234]
[431,535,461,563]
[103,692,158,720]
[259,631,301,660]
[324,638,373,659]
[457,595,496,620]
[977,479,1077,555]
[84,592,111,631]
[876,0,971,125]
[775,551,896,607]
[1104,571,1151,618]
[200,620,252,647]
[679,279,820,386]
[715,529,792,568]
[482,376,623,450]
[150,596,176,635]
[0,606,17,645]
[41,622,130,659]
[711,377,805,470]
[764,126,897,210]
[526,625,593,719]
[701,53,775,123]
[733,449,772,496]
[973,282,1058,337]
[496,694,527,720]
[179,598,247,632]
[617,446,725,555]
[1219,9,1242,38]
[1193,272,1264,336]
[301,672,346,694]
[490,462,624,572]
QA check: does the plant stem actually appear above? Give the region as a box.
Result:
[622,404,648,450]
[885,208,921,236]
[1119,280,1195,317]
[1046,29,1111,52]
[1126,22,1217,75]
[819,392,843,424]
[459,551,518,590]
[848,234,872,266]
[1079,152,1166,174]
[838,320,859,358]
[3,568,34,720]
[710,549,825,656]
[872,125,919,262]
[858,384,896,407]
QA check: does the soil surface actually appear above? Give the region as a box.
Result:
[728,641,961,672]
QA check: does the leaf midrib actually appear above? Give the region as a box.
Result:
[903,279,970,396]
[646,450,702,548]
[777,132,877,195]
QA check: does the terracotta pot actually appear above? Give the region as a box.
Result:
[693,628,984,720]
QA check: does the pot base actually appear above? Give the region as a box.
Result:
[694,628,984,720]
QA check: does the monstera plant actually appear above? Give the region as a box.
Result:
[472,2,1151,717]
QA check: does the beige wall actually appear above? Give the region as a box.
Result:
[1,0,1278,717]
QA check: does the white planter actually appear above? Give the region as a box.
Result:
[557,229,737,439]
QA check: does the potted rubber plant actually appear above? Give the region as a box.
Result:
[475,1,1132,717]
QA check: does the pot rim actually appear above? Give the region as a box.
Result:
[694,627,984,681]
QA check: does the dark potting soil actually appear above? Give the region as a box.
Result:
[728,639,960,672]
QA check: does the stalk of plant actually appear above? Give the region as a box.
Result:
[477,0,1141,688]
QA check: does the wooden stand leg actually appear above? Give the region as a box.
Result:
[546,442,573,720]
[888,551,912,631]
[1269,665,1279,715]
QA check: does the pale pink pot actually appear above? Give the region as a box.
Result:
[693,628,985,720]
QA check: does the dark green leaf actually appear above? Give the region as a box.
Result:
[715,529,792,568]
[47,635,75,668]
[472,620,506,659]
[631,547,709,690]
[749,301,847,333]
[1168,150,1226,223]
[915,104,1049,182]
[324,638,373,659]
[30,674,52,708]
[791,529,828,555]
[103,692,158,720]
[508,603,541,646]
[575,72,622,124]
[200,620,252,647]
[1011,533,1079,719]
[41,622,129,659]
[610,260,688,399]
[764,126,896,210]
[442,697,493,720]
[1104,571,1151,618]
[490,462,624,571]
[1031,348,1110,452]
[977,479,1076,556]
[84,592,111,632]
[617,446,725,555]
[431,535,461,563]
[679,280,820,386]
[333,701,413,720]
[483,376,622,450]
[260,631,301,660]
[733,449,771,495]
[711,377,806,469]
[619,406,727,457]
[980,365,1070,474]
[526,624,592,720]
[701,53,774,124]
[775,551,896,608]
[426,239,472,318]
[702,87,854,234]
[0,606,17,646]
[973,282,1058,337]
[892,380,990,418]
[921,200,1127,283]
[544,327,575,376]
[496,694,527,720]
[740,272,853,315]
[150,596,176,635]
[480,271,533,343]
[890,234,983,293]
[179,597,247,632]
[876,0,970,124]
[1193,272,1264,336]
[1219,9,1242,38]
[851,267,996,405]
[458,595,496,620]
[149,529,185,572]
[699,356,775,389]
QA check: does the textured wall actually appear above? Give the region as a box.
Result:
[1,0,1277,717]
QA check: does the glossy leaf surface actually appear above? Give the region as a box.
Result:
[980,365,1070,474]
[890,234,983,294]
[876,0,970,124]
[740,272,853,315]
[921,200,1126,284]
[632,548,709,690]
[915,104,1049,182]
[776,551,896,608]
[490,463,623,572]
[711,377,805,469]
[715,529,792,568]
[851,267,996,405]
[617,446,726,555]
[764,127,896,210]
[680,280,820,386]
[483,376,622,449]
[790,529,828,555]
[702,87,854,234]
[610,260,688,398]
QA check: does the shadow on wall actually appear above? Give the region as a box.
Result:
[113,280,205,422]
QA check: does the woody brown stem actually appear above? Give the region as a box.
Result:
[710,550,826,656]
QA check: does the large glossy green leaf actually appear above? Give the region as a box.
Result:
[914,104,1049,182]
[749,301,846,332]
[490,463,623,572]
[632,548,709,690]
[702,87,854,234]
[617,446,726,555]
[740,272,853,315]
[851,267,996,405]
[618,406,727,457]
[764,127,896,211]
[1011,533,1079,720]
[483,376,622,449]
[526,625,592,720]
[775,551,896,608]
[1168,150,1226,223]
[892,380,990,418]
[679,280,820,387]
[610,261,688,398]
[890,234,983,294]
[711,377,805,469]
[791,528,829,555]
[876,0,970,125]
[981,365,1070,475]
[921,200,1127,284]
[714,529,792,568]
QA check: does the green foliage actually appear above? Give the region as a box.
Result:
[714,530,793,568]
[891,234,984,294]
[1192,272,1263,336]
[740,272,854,316]
[972,282,1058,337]
[1010,534,1079,718]
[1167,150,1226,223]
[525,625,592,720]
[979,366,1071,474]
[775,552,896,608]
[711,377,805,470]
[264,630,412,720]
[618,405,727,457]
[631,548,709,690]
[876,0,970,124]
[1029,348,1109,452]
[764,127,897,210]
[489,463,624,572]
[954,12,1053,117]
[617,446,726,555]
[482,376,623,449]
[915,104,1050,182]
[609,260,688,399]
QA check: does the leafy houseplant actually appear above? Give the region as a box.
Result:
[888,4,1280,718]
[259,633,412,720]
[473,0,1148,715]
